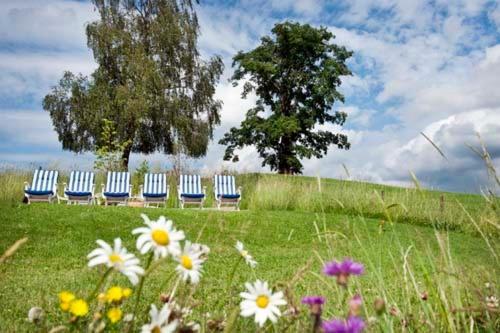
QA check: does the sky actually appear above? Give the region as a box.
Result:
[1,0,500,193]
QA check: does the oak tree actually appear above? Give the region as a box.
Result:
[219,22,352,174]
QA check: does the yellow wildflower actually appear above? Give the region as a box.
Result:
[107,307,123,324]
[60,302,71,312]
[97,293,106,303]
[69,299,89,317]
[58,291,75,312]
[59,291,75,303]
[106,286,123,303]
[123,288,132,298]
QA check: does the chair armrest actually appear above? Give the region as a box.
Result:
[177,185,181,198]
[63,182,67,192]
[129,184,133,196]
[24,181,29,190]
[238,186,242,195]
[101,183,105,196]
[203,186,207,195]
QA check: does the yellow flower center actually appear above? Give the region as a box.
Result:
[240,250,248,257]
[181,255,193,270]
[256,295,269,308]
[152,326,161,333]
[109,253,123,264]
[152,229,170,246]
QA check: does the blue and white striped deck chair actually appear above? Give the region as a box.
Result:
[24,169,59,203]
[214,174,242,210]
[178,174,206,209]
[63,171,95,204]
[140,173,169,207]
[101,171,132,206]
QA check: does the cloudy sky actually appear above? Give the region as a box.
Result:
[1,0,500,193]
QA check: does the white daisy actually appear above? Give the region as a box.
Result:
[192,243,210,257]
[87,238,144,285]
[175,241,205,284]
[235,241,257,268]
[141,304,178,333]
[132,214,185,259]
[240,280,287,327]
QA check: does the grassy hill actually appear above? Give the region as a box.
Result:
[0,172,498,331]
[1,171,497,234]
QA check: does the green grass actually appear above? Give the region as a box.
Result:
[1,171,498,235]
[0,203,498,331]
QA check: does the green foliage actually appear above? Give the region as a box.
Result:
[43,0,224,168]
[133,160,151,190]
[134,160,150,180]
[93,119,131,172]
[220,22,353,174]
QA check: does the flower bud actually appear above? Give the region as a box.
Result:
[373,297,385,315]
[389,306,399,317]
[348,294,362,317]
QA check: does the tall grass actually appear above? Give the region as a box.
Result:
[240,173,498,235]
[308,212,499,332]
[1,170,498,235]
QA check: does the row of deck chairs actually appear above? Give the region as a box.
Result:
[24,170,241,209]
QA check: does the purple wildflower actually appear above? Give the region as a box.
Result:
[323,259,364,286]
[302,296,325,317]
[322,316,365,333]
[301,296,325,305]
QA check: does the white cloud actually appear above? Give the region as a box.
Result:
[0,110,59,148]
[384,109,500,191]
[269,0,324,16]
[339,106,374,127]
[0,0,97,49]
[0,51,95,99]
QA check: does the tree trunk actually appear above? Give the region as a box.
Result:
[121,145,132,170]
[278,137,292,174]
[278,165,291,174]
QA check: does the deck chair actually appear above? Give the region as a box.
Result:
[101,171,132,206]
[214,175,242,210]
[178,175,205,209]
[63,171,95,204]
[140,173,169,207]
[24,169,59,204]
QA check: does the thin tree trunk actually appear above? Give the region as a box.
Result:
[278,135,293,174]
[121,145,132,170]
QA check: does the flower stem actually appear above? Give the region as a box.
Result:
[87,267,113,302]
[226,256,243,292]
[167,276,182,305]
[131,252,154,330]
[312,313,321,333]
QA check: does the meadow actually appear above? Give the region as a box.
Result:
[0,171,499,332]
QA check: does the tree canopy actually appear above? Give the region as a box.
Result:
[43,0,223,168]
[219,22,352,174]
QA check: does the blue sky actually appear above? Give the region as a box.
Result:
[1,0,500,193]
